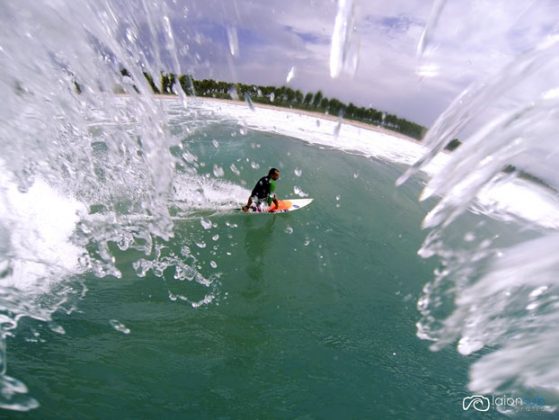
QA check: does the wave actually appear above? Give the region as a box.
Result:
[402,5,559,404]
[0,1,249,410]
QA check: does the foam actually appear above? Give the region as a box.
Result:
[0,161,86,293]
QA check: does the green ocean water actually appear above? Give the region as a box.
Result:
[7,123,527,419]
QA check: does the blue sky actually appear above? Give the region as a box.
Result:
[133,0,559,127]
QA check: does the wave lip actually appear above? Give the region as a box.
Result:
[407,39,559,401]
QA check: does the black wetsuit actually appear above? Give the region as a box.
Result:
[250,176,273,200]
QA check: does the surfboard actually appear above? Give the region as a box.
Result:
[241,198,313,214]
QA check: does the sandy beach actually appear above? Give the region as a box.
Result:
[151,94,422,145]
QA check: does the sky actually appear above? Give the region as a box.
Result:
[134,0,559,127]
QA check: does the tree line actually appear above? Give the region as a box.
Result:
[136,71,427,140]
[69,68,463,148]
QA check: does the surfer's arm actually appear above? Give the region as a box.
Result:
[242,197,253,212]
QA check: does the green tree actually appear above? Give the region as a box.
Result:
[179,74,196,95]
[312,90,323,108]
[328,98,345,115]
[294,89,304,105]
[143,72,160,94]
[284,87,296,103]
[160,72,176,94]
[303,92,313,107]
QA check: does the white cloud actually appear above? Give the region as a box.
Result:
[147,0,559,127]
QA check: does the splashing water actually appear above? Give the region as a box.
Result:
[404,0,559,403]
[109,319,131,335]
[0,0,240,410]
[226,26,239,58]
[330,0,359,78]
[286,66,296,83]
[416,0,447,59]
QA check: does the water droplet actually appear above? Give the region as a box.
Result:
[529,286,548,298]
[110,319,130,334]
[416,0,447,59]
[293,186,309,197]
[334,120,342,138]
[294,168,303,177]
[126,28,137,43]
[226,25,239,57]
[213,164,224,177]
[210,260,217,269]
[330,0,356,78]
[230,163,241,176]
[228,86,239,101]
[286,66,295,83]
[200,218,213,230]
[49,322,66,335]
[195,241,207,249]
[526,302,539,311]
[182,151,198,163]
[244,92,255,110]
[211,139,219,148]
[464,232,475,242]
[353,172,359,178]
[285,226,294,234]
[250,161,260,169]
[212,234,219,241]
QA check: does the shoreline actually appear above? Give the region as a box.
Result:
[150,93,422,145]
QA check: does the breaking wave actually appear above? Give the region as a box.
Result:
[401,0,559,406]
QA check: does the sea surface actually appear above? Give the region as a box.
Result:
[4,112,540,419]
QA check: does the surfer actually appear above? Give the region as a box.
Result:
[242,168,280,212]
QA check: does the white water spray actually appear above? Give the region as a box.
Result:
[406,0,559,404]
[0,0,238,410]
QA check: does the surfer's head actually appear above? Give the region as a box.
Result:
[269,168,280,180]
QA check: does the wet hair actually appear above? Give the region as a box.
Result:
[268,168,279,176]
